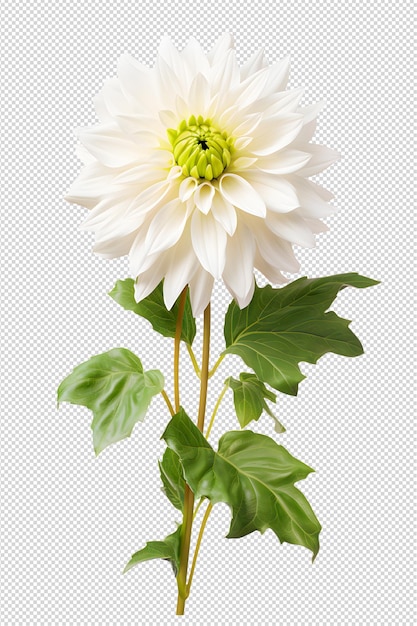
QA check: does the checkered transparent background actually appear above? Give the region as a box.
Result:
[1,1,415,623]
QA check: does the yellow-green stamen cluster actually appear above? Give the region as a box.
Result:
[167,115,234,180]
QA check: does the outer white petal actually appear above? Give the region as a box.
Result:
[188,73,211,114]
[117,53,155,112]
[255,226,301,273]
[210,189,237,235]
[244,172,300,212]
[256,150,312,174]
[180,37,211,84]
[188,267,214,316]
[254,250,287,284]
[259,56,291,96]
[222,221,256,305]
[220,173,266,217]
[290,177,336,218]
[134,253,171,302]
[145,199,190,254]
[265,210,317,248]
[77,124,141,168]
[211,50,240,103]
[163,225,199,310]
[94,77,135,120]
[248,114,304,156]
[296,144,341,176]
[240,48,268,80]
[64,162,115,208]
[126,180,172,217]
[262,89,305,117]
[191,210,227,279]
[92,231,137,258]
[207,33,235,66]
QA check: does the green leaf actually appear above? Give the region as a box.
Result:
[159,448,185,511]
[109,278,196,346]
[57,348,164,455]
[124,525,182,576]
[226,373,286,432]
[223,273,379,395]
[163,409,321,560]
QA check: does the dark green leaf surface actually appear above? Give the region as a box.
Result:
[109,278,196,345]
[163,409,321,560]
[159,448,185,511]
[226,373,286,432]
[57,348,164,454]
[124,525,182,575]
[223,273,379,395]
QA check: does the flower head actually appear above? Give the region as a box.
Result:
[65,34,340,315]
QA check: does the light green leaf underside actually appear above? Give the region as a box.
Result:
[109,278,196,346]
[124,525,182,576]
[226,372,285,432]
[163,409,321,560]
[57,348,164,455]
[223,273,379,395]
[159,448,185,511]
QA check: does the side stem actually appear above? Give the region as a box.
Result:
[176,302,211,615]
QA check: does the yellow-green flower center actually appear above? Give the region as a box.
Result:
[167,115,234,180]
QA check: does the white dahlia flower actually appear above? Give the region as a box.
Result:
[65,34,340,315]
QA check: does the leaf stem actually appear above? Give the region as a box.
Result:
[208,353,225,379]
[174,287,188,413]
[204,382,228,440]
[176,302,210,615]
[186,502,213,597]
[192,497,205,521]
[186,344,201,378]
[160,390,175,417]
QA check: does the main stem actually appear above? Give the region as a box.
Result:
[176,302,211,615]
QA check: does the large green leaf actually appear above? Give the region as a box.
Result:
[226,373,286,432]
[124,525,182,576]
[57,348,164,455]
[163,409,321,560]
[109,278,196,345]
[223,273,379,395]
[159,448,185,511]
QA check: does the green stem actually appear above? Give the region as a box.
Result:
[208,354,225,379]
[192,497,205,521]
[186,344,201,378]
[161,390,175,417]
[186,502,213,597]
[204,383,228,440]
[174,287,188,414]
[176,303,211,616]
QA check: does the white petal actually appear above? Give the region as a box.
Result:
[254,250,287,284]
[233,68,271,107]
[248,114,304,156]
[219,173,266,217]
[207,33,235,65]
[191,210,227,279]
[180,37,210,84]
[265,210,316,248]
[126,180,171,217]
[157,35,182,72]
[255,226,300,272]
[240,48,268,81]
[188,73,211,113]
[229,156,258,171]
[113,163,166,184]
[64,163,113,208]
[222,221,256,305]
[80,196,132,232]
[195,183,215,214]
[296,144,341,176]
[230,113,262,137]
[163,225,199,310]
[211,50,240,100]
[245,173,300,213]
[77,124,140,168]
[188,268,214,316]
[256,150,312,174]
[117,53,155,112]
[263,89,304,117]
[210,189,237,235]
[134,253,170,301]
[92,231,136,258]
[179,177,198,201]
[145,199,190,254]
[94,77,135,120]
[291,177,336,218]
[260,57,291,96]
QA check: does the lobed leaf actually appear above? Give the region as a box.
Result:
[226,373,286,432]
[124,525,182,576]
[223,273,379,395]
[159,448,185,511]
[109,278,196,345]
[57,348,164,454]
[162,409,321,560]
